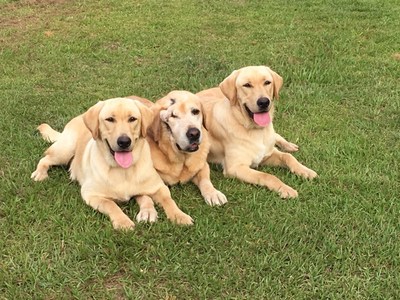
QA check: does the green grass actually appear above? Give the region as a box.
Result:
[1,0,399,298]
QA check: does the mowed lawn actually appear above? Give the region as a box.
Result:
[1,0,399,299]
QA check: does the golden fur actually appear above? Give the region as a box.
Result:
[31,98,193,230]
[197,66,317,198]
[129,91,227,211]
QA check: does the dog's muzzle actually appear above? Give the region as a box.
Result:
[175,127,201,152]
[257,97,270,111]
[117,135,131,150]
[186,127,200,144]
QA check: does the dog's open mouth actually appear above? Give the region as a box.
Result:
[106,140,133,169]
[176,142,199,153]
[244,104,271,127]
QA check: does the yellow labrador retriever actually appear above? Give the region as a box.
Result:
[128,91,227,220]
[197,66,317,198]
[31,98,193,229]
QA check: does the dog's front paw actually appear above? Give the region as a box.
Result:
[204,190,228,206]
[31,169,48,181]
[171,211,194,225]
[112,216,135,231]
[278,185,298,199]
[295,166,318,179]
[278,141,299,153]
[136,207,158,223]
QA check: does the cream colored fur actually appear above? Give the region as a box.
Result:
[197,66,317,198]
[31,98,193,230]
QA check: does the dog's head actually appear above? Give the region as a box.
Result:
[219,65,283,127]
[83,98,153,168]
[151,91,203,153]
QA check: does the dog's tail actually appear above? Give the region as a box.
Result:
[37,123,61,143]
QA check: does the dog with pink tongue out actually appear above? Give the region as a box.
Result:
[31,97,193,230]
[197,65,318,198]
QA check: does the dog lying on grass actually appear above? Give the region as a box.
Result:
[128,91,227,221]
[197,66,318,198]
[31,97,193,230]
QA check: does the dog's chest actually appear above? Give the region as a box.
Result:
[105,167,162,201]
[100,169,141,201]
[249,128,276,167]
[161,160,202,184]
[156,143,207,185]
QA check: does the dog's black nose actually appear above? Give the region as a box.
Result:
[117,135,131,149]
[257,97,270,110]
[186,128,200,142]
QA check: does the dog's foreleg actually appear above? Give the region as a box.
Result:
[262,148,318,179]
[224,163,298,198]
[135,195,158,223]
[83,194,135,230]
[192,163,227,206]
[275,133,299,152]
[151,186,193,225]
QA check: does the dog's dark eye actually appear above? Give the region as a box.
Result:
[171,112,178,118]
[170,98,176,105]
[264,80,271,86]
[243,83,253,88]
[105,117,115,123]
[128,116,137,123]
[191,109,200,116]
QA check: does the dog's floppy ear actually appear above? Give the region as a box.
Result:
[219,69,239,105]
[148,95,175,142]
[136,101,154,138]
[268,67,283,100]
[147,105,162,142]
[83,101,105,140]
[199,103,208,131]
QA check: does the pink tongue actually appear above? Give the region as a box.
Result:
[114,151,133,168]
[253,112,271,126]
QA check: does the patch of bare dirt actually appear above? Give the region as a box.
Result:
[0,0,80,46]
[392,53,400,61]
[102,271,129,300]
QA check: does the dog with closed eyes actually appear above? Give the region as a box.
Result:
[128,91,227,221]
[31,97,193,230]
[197,66,317,198]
